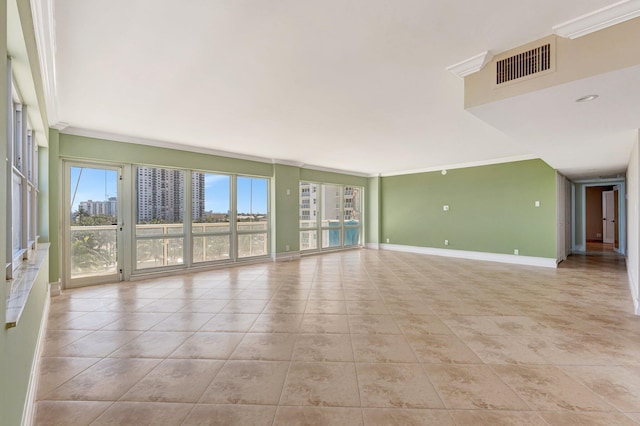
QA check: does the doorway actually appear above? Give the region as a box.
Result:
[583,184,621,254]
[63,162,124,288]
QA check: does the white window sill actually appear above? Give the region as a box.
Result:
[5,243,49,328]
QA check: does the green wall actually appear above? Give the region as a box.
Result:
[272,164,301,254]
[2,1,50,424]
[366,176,381,244]
[59,134,274,177]
[48,129,60,283]
[380,159,557,258]
[300,168,367,187]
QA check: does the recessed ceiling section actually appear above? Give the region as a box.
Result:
[468,64,640,179]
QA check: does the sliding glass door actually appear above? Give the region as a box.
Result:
[300,182,362,252]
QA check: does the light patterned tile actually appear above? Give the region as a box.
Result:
[91,401,193,425]
[356,363,444,409]
[183,404,276,426]
[200,361,289,405]
[34,401,112,426]
[121,359,224,402]
[363,408,454,426]
[274,407,363,426]
[280,362,360,407]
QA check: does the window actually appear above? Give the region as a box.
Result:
[236,176,269,258]
[133,168,270,272]
[299,182,362,252]
[192,172,231,263]
[6,60,39,279]
[135,167,185,270]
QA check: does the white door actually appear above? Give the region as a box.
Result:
[602,190,615,244]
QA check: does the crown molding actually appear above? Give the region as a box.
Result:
[60,126,370,177]
[297,163,370,178]
[553,0,640,39]
[272,159,305,167]
[61,126,277,164]
[445,51,494,79]
[30,0,59,125]
[378,154,539,177]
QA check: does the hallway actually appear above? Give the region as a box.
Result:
[34,250,640,425]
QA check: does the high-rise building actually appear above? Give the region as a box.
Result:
[299,183,360,222]
[136,167,205,223]
[78,197,117,218]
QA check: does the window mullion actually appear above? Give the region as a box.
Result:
[5,60,13,276]
[230,175,237,261]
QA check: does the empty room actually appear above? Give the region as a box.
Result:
[2,0,640,425]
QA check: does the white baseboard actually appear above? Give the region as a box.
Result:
[379,244,557,268]
[21,285,51,426]
[49,281,61,297]
[626,260,640,315]
[365,243,380,250]
[272,251,301,262]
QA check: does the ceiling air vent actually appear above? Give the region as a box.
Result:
[496,43,552,85]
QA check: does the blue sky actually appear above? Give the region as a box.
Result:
[70,167,268,215]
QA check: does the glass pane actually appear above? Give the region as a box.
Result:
[12,173,22,254]
[343,186,361,223]
[70,227,117,278]
[237,176,268,228]
[321,184,341,227]
[193,172,230,231]
[322,228,341,249]
[193,235,231,263]
[344,227,360,246]
[299,182,318,229]
[69,166,119,279]
[238,233,268,258]
[300,230,318,251]
[14,106,23,171]
[136,238,184,269]
[71,167,119,225]
[136,167,184,235]
[29,187,37,242]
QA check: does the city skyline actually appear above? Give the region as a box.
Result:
[70,167,268,217]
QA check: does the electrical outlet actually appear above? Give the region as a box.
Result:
[514,249,519,255]
[443,205,449,211]
[285,244,290,252]
[444,239,449,246]
[535,201,540,207]
[386,238,390,243]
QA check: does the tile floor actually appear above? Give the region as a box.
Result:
[34,250,640,425]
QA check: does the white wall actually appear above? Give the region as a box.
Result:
[626,131,640,315]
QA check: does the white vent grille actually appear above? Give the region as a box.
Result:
[496,44,551,85]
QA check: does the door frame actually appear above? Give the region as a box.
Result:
[62,159,125,289]
[573,178,626,254]
[602,190,615,244]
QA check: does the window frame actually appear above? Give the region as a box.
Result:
[6,60,39,280]
[299,181,363,253]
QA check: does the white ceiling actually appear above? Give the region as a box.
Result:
[47,0,636,178]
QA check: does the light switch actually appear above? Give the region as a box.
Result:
[535,201,540,207]
[443,205,449,211]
